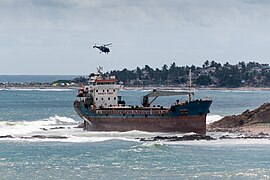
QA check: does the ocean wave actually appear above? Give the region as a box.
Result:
[48,115,78,125]
[0,115,78,127]
[221,90,255,93]
[2,126,270,145]
[0,114,222,142]
[206,114,223,124]
[0,115,79,136]
[140,141,166,148]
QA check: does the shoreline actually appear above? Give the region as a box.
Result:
[0,86,77,90]
[1,83,270,91]
[124,86,270,91]
[207,124,270,135]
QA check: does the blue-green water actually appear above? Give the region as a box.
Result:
[0,75,80,83]
[1,88,270,179]
[1,141,270,179]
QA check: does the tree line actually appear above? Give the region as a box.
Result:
[72,61,270,88]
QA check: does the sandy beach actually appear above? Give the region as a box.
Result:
[2,82,270,91]
[241,124,270,134]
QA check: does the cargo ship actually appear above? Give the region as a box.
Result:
[74,69,212,134]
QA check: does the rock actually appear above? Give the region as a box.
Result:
[258,132,269,136]
[46,135,68,139]
[49,127,65,130]
[219,135,233,139]
[21,135,68,139]
[209,103,270,129]
[139,134,215,141]
[40,128,48,131]
[0,135,14,138]
[218,132,270,140]
[32,135,47,139]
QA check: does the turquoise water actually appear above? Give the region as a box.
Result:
[1,88,270,179]
[1,141,270,179]
[0,75,79,83]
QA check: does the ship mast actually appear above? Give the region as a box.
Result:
[189,68,193,101]
[97,66,103,75]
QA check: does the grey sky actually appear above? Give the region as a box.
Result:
[1,0,270,75]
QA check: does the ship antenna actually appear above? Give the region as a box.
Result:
[97,66,103,75]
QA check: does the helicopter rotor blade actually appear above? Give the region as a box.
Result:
[104,43,112,46]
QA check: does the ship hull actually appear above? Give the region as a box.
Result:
[83,115,206,134]
[74,99,211,134]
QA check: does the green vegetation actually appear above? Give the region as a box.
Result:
[72,76,88,84]
[52,80,72,84]
[104,61,270,87]
[52,76,88,84]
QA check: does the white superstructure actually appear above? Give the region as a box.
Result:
[83,73,122,108]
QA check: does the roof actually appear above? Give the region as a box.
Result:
[144,90,192,98]
[95,79,116,83]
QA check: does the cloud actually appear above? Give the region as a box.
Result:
[1,0,270,74]
[0,0,76,8]
[30,0,76,8]
[243,0,270,5]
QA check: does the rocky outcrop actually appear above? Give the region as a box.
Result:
[20,135,68,139]
[208,103,270,131]
[0,135,68,139]
[0,135,14,138]
[139,134,215,141]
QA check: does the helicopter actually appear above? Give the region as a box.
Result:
[93,43,112,54]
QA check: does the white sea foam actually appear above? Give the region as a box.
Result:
[221,90,255,93]
[1,115,270,145]
[48,115,78,125]
[0,115,78,136]
[0,114,218,142]
[206,114,223,124]
[0,115,150,142]
[141,141,165,147]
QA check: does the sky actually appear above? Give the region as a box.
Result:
[1,0,270,75]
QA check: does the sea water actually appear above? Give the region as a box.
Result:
[1,87,270,179]
[0,75,80,83]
